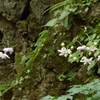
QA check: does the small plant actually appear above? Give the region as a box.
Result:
[45,0,92,29]
[57,23,100,74]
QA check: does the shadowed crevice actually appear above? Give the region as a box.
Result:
[0,31,3,42]
[20,0,31,20]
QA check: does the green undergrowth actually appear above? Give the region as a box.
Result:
[41,79,100,100]
[41,21,100,100]
[40,22,100,99]
[40,0,100,99]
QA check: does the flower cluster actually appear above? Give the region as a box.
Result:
[58,43,100,70]
[0,47,14,59]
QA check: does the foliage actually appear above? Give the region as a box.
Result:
[45,0,93,29]
[58,23,100,73]
[67,79,100,99]
[41,95,73,100]
[58,72,76,82]
[15,30,49,76]
[41,0,100,99]
[25,30,49,68]
[41,79,100,100]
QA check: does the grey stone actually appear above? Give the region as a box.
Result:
[0,0,28,21]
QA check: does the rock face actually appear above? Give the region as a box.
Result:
[0,0,28,22]
[0,16,15,83]
[30,0,53,23]
[0,0,57,99]
[0,0,54,83]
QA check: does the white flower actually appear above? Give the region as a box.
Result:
[67,49,72,54]
[0,52,10,59]
[97,55,100,61]
[3,47,14,54]
[58,47,71,57]
[77,45,97,52]
[88,47,97,52]
[80,56,93,65]
[77,45,87,51]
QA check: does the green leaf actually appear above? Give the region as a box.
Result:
[40,95,56,100]
[68,51,82,63]
[59,10,70,20]
[67,79,100,98]
[57,95,73,100]
[26,30,49,67]
[87,61,96,71]
[0,84,9,92]
[63,17,69,29]
[20,55,27,65]
[45,18,58,27]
